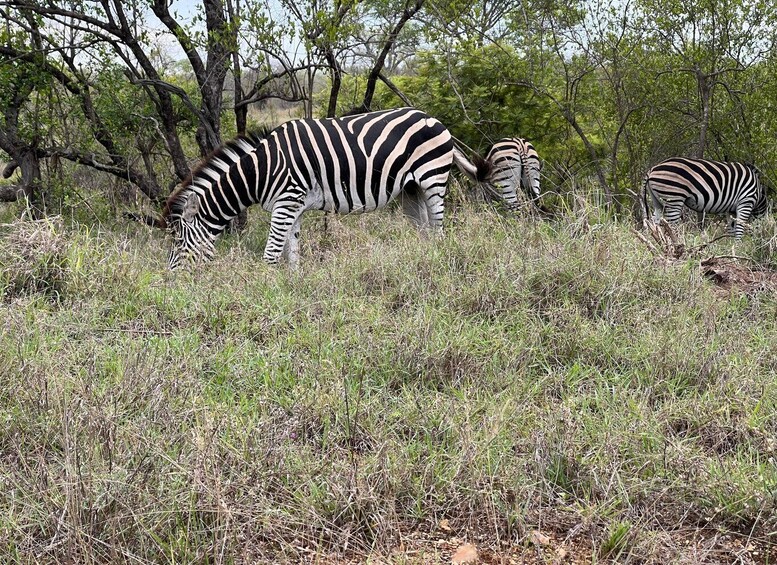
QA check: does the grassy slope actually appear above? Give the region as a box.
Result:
[1,202,776,563]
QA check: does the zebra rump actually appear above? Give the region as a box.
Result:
[644,157,768,239]
[484,138,542,207]
[162,107,488,269]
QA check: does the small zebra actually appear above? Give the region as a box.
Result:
[484,137,542,207]
[162,107,487,269]
[644,157,768,239]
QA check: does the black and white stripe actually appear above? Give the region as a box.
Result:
[162,108,486,269]
[484,138,542,207]
[644,157,768,239]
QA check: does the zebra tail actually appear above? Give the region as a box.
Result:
[452,147,491,181]
[642,174,650,223]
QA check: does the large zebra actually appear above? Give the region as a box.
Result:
[483,137,542,207]
[162,108,487,269]
[644,157,768,239]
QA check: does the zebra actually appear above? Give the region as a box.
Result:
[643,157,768,239]
[483,137,542,208]
[162,107,488,269]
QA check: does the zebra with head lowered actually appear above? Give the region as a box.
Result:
[483,137,542,208]
[162,107,488,270]
[644,157,768,239]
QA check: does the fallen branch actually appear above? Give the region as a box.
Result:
[686,233,733,255]
[123,211,165,229]
[701,254,763,266]
[642,219,685,259]
[632,227,662,256]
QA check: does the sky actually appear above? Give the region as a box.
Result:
[147,0,294,62]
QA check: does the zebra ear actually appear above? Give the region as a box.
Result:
[182,192,200,222]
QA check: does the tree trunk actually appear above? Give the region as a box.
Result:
[325,51,342,118]
[0,148,43,215]
[226,0,247,135]
[306,68,315,119]
[696,70,712,159]
[361,0,425,111]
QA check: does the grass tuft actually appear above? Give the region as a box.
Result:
[0,217,70,300]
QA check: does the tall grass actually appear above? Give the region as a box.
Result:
[0,201,775,563]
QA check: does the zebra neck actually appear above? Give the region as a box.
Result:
[195,140,273,230]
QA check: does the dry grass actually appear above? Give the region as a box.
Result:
[0,216,70,300]
[0,202,776,563]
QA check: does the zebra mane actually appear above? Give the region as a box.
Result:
[161,128,271,228]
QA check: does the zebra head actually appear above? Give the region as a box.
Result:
[164,190,217,270]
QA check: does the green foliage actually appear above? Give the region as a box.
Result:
[88,66,166,155]
[599,520,633,559]
[384,45,565,154]
[5,0,777,218]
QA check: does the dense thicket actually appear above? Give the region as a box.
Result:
[1,0,777,217]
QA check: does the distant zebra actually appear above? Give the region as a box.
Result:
[162,107,487,269]
[484,138,542,207]
[644,157,768,239]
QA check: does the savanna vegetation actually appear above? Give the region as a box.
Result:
[2,0,777,562]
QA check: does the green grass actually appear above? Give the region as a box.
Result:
[0,202,776,563]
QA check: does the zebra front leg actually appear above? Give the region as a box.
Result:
[400,187,430,229]
[263,197,306,267]
[282,215,303,267]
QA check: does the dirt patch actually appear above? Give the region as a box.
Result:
[302,523,776,564]
[636,220,777,295]
[700,256,777,295]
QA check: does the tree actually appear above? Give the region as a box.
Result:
[0,0,312,212]
[0,47,44,209]
[638,0,777,158]
[350,0,425,113]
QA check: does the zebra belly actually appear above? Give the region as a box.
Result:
[685,196,735,215]
[314,178,404,214]
[314,186,384,214]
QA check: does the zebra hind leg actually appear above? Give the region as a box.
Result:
[419,180,447,233]
[662,201,685,226]
[647,186,667,224]
[731,204,753,240]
